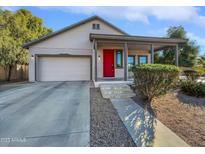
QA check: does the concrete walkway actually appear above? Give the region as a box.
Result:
[100,84,189,147]
[100,83,135,99]
[94,80,133,88]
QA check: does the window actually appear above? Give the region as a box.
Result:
[92,24,96,29]
[96,24,100,29]
[116,50,123,68]
[138,55,148,64]
[128,55,135,69]
[92,23,100,30]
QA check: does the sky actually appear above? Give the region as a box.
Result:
[1,6,205,55]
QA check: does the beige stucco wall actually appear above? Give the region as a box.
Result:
[28,19,124,81]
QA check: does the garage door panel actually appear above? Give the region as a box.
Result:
[37,56,90,81]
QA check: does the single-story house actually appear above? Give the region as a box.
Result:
[23,16,185,82]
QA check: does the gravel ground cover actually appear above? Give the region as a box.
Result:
[90,88,135,147]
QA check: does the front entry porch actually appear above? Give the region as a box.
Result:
[99,48,151,81]
[91,33,186,81]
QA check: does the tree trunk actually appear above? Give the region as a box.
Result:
[20,65,23,80]
[7,65,12,81]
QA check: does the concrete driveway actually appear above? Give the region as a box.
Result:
[0,81,90,147]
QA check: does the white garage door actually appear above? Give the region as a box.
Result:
[37,56,91,81]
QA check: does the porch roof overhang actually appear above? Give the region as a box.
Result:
[90,33,186,51]
[90,33,186,44]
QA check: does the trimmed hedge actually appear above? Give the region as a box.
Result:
[132,64,180,101]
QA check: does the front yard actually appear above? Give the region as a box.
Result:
[133,89,205,146]
[90,64,205,147]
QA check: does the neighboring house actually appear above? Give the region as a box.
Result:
[23,16,185,82]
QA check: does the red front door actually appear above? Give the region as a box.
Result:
[103,49,115,77]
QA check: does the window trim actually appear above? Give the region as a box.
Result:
[92,23,95,29]
[96,24,100,30]
[128,55,136,66]
[92,23,100,30]
[115,50,123,68]
[138,55,148,64]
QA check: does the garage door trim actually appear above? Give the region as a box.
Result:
[34,54,92,81]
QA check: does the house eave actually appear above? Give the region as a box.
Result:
[90,33,187,44]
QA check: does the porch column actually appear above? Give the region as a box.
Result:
[175,44,179,66]
[150,44,154,64]
[124,42,128,81]
[94,40,98,81]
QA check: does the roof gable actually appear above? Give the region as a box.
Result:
[23,16,127,48]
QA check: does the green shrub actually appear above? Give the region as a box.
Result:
[132,64,180,101]
[183,70,200,81]
[180,80,205,97]
[192,65,205,76]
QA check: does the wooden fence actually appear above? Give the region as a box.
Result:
[0,64,28,81]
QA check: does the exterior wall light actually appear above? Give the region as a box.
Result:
[31,55,34,60]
